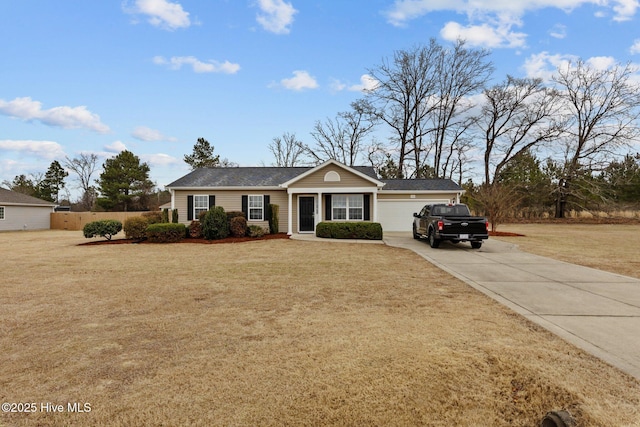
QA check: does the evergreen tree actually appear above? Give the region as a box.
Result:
[96,150,153,211]
[39,160,68,203]
[184,138,220,169]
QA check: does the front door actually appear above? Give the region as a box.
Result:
[299,196,315,232]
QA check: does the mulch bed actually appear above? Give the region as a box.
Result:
[79,233,291,246]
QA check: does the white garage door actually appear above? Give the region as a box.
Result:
[377,199,450,232]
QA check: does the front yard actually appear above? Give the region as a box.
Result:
[1,230,639,426]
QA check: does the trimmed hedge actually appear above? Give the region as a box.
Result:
[124,216,149,240]
[83,220,122,240]
[315,222,383,240]
[230,216,248,237]
[141,211,162,224]
[146,223,186,243]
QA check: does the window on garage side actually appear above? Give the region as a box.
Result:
[0,206,4,220]
[332,195,363,221]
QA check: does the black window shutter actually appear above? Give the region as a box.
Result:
[325,195,332,221]
[264,195,271,221]
[364,194,370,221]
[209,195,215,208]
[187,195,194,221]
[242,195,248,218]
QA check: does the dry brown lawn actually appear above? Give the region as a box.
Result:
[494,223,640,280]
[1,229,640,426]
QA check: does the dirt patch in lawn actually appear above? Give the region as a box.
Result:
[1,230,639,426]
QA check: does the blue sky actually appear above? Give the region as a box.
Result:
[1,0,640,198]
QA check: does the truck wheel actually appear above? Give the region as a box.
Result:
[412,224,419,239]
[429,231,441,248]
[471,241,482,249]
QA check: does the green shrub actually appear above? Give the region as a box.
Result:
[146,223,186,243]
[315,222,383,240]
[141,211,162,224]
[202,206,229,240]
[268,204,279,234]
[171,209,179,223]
[188,220,203,238]
[198,210,208,222]
[226,211,246,222]
[124,216,149,240]
[83,219,123,241]
[230,216,248,237]
[161,208,170,223]
[247,224,266,238]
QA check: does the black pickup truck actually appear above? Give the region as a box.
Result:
[412,203,489,249]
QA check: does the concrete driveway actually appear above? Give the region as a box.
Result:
[384,232,640,380]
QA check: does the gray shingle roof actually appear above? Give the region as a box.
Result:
[167,166,379,188]
[0,187,57,206]
[166,166,461,192]
[380,179,462,191]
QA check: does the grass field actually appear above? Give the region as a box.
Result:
[1,229,640,426]
[495,223,640,280]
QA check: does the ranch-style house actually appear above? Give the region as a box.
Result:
[166,159,463,234]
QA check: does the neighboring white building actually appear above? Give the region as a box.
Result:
[0,188,57,231]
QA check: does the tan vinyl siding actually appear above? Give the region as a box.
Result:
[289,164,375,189]
[173,190,288,233]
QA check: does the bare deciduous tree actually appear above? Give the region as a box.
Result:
[366,40,440,177]
[64,153,99,210]
[268,132,306,167]
[304,99,377,166]
[428,40,493,178]
[367,39,492,179]
[552,60,640,217]
[479,76,563,185]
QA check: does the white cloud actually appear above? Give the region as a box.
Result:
[611,0,639,21]
[278,70,318,91]
[349,74,380,92]
[255,0,297,34]
[385,1,638,48]
[631,39,640,54]
[522,52,621,81]
[329,79,347,92]
[132,126,177,142]
[522,51,577,81]
[124,0,190,30]
[153,56,240,74]
[587,56,616,70]
[440,20,526,48]
[141,153,180,166]
[105,141,127,153]
[386,0,638,26]
[549,24,567,39]
[0,139,65,160]
[0,97,110,133]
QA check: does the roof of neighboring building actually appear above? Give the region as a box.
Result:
[380,179,462,191]
[167,165,379,188]
[0,187,57,206]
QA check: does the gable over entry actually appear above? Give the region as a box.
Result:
[279,160,385,235]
